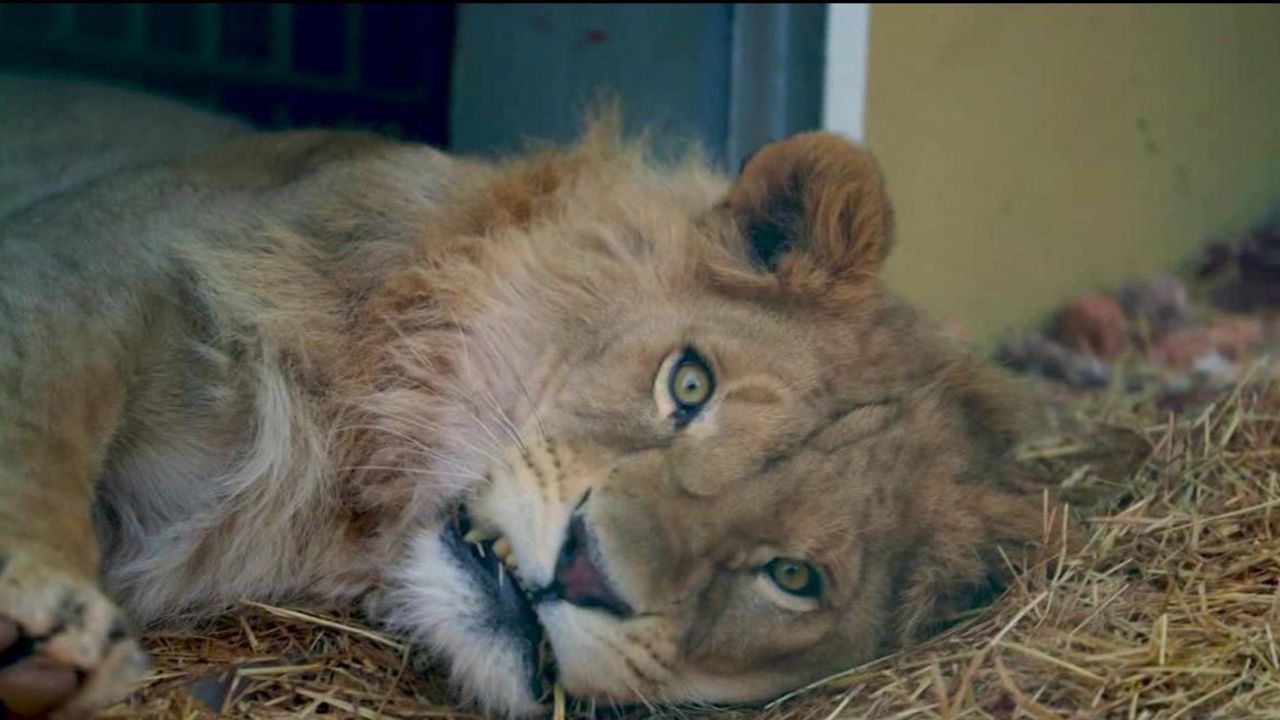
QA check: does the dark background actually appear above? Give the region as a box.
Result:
[0,3,826,168]
[0,4,457,146]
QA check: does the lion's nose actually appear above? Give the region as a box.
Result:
[541,514,634,618]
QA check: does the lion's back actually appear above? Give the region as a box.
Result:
[0,74,251,220]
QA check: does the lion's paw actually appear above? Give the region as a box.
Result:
[0,551,147,718]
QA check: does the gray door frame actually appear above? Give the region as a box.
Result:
[450,3,828,170]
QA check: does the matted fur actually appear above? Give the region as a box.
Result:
[0,81,1054,718]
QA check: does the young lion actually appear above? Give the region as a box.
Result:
[0,77,1048,718]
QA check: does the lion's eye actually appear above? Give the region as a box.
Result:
[764,558,821,597]
[668,352,714,410]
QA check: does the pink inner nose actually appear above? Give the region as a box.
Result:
[552,514,633,617]
[556,542,604,604]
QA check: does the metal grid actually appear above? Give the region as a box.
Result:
[0,3,455,146]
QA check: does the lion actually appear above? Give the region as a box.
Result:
[0,76,1050,718]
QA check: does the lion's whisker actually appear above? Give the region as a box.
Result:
[470,318,551,442]
[339,465,484,481]
[363,409,505,468]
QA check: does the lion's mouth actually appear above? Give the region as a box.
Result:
[444,506,558,701]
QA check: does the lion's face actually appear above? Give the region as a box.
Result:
[379,132,1046,716]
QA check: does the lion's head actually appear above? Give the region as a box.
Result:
[366,128,1049,716]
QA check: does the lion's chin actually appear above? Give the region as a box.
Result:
[379,508,557,718]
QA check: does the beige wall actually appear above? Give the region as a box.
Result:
[863,4,1280,347]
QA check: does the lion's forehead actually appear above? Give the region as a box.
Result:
[595,391,965,553]
[589,412,956,660]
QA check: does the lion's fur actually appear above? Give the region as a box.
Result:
[0,79,1052,716]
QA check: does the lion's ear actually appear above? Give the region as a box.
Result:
[895,481,1050,643]
[727,132,893,281]
[895,368,1070,643]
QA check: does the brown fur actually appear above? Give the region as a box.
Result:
[0,95,1053,717]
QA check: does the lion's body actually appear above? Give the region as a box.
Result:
[0,77,1049,718]
[1,77,481,620]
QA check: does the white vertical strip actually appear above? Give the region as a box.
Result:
[822,3,870,142]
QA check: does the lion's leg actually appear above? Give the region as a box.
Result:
[0,263,150,717]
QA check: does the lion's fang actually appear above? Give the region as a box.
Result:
[493,536,512,562]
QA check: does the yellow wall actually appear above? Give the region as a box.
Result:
[864,4,1280,347]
